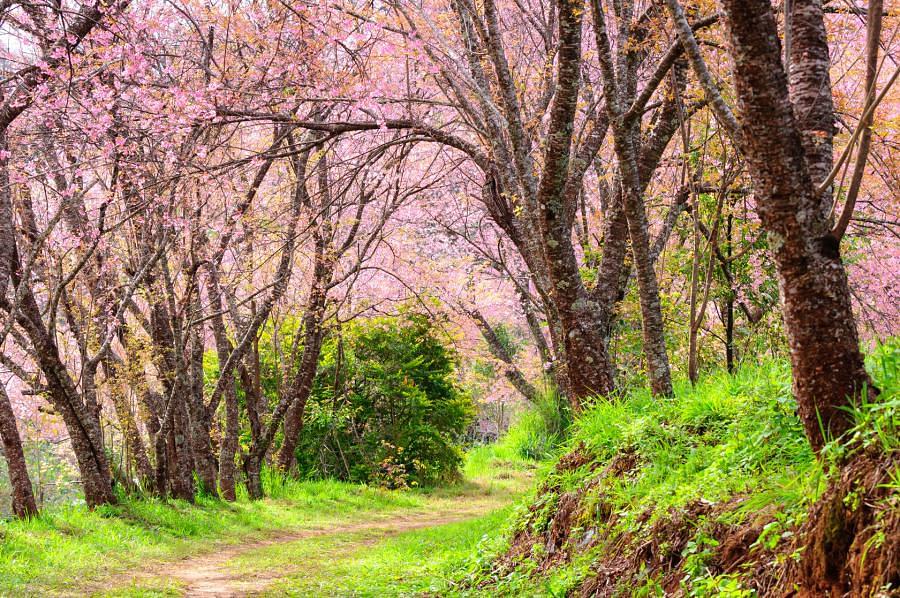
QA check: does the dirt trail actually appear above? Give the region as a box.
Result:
[104,496,502,597]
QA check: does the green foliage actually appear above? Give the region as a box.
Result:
[823,338,900,462]
[459,360,819,595]
[571,360,816,516]
[498,386,572,461]
[294,312,475,487]
[462,347,900,596]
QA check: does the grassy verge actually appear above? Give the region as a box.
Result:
[0,450,533,596]
[458,342,899,596]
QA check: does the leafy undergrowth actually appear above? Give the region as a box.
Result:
[456,344,899,597]
[0,451,532,596]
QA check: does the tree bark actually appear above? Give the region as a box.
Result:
[7,263,116,507]
[169,397,195,502]
[0,384,37,518]
[186,310,217,496]
[276,288,328,473]
[590,0,674,396]
[206,267,239,501]
[537,0,615,404]
[788,0,835,221]
[718,0,871,451]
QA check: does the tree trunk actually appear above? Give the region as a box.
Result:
[244,454,263,500]
[276,317,326,473]
[590,2,676,397]
[169,397,195,501]
[187,316,218,496]
[153,423,169,498]
[10,274,116,507]
[788,0,835,220]
[218,380,239,501]
[205,266,240,500]
[724,215,736,373]
[537,0,615,405]
[622,185,675,396]
[0,384,37,518]
[470,307,541,404]
[688,201,702,384]
[718,0,871,451]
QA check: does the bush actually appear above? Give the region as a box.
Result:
[294,312,475,487]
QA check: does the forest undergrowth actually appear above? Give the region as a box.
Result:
[2,345,897,597]
[450,343,899,597]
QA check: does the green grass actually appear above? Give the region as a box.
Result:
[0,478,418,595]
[10,346,894,598]
[0,448,536,597]
[460,341,900,596]
[237,507,515,597]
[570,358,822,523]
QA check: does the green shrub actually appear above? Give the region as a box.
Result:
[294,312,475,487]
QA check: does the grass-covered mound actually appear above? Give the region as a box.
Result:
[459,346,899,596]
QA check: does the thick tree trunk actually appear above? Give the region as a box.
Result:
[0,384,37,518]
[719,0,871,451]
[153,424,168,498]
[243,454,263,500]
[538,0,615,404]
[169,398,195,501]
[788,0,835,221]
[593,192,630,335]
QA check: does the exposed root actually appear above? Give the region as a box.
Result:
[785,448,900,597]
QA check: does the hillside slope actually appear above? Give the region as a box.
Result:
[460,349,899,596]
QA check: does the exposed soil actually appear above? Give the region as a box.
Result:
[785,447,900,597]
[495,442,900,597]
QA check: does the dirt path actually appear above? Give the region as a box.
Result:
[104,496,503,597]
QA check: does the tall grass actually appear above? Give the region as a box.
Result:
[500,384,573,461]
[460,343,900,596]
